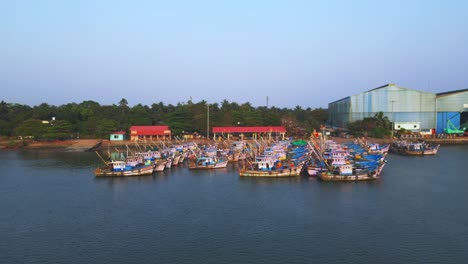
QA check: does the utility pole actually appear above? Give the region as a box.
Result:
[207,103,210,140]
[266,96,269,108]
[391,100,396,138]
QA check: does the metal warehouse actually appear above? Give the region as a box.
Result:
[328,83,468,133]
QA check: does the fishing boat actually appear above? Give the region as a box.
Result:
[165,158,173,168]
[239,161,305,177]
[227,141,248,162]
[239,140,310,177]
[318,162,386,181]
[391,141,440,155]
[366,143,390,155]
[307,159,328,176]
[154,160,168,172]
[240,155,306,177]
[188,156,228,169]
[172,154,181,166]
[95,161,154,177]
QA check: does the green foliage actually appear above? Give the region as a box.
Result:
[347,111,392,138]
[95,119,118,139]
[44,120,72,140]
[0,99,329,139]
[15,119,49,139]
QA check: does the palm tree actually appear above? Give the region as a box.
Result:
[119,98,128,117]
[373,111,391,128]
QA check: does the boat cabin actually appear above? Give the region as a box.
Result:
[339,164,353,175]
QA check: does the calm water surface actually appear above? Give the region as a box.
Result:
[1,146,468,264]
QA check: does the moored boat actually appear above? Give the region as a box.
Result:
[189,156,228,169]
[154,160,168,172]
[318,163,385,181]
[239,162,304,177]
[391,141,440,155]
[95,161,154,177]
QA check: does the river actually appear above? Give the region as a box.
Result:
[1,145,467,264]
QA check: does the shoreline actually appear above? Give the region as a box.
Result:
[1,136,468,152]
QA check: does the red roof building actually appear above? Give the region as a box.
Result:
[129,126,171,141]
[212,126,286,140]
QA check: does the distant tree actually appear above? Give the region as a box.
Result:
[128,104,152,125]
[15,119,49,139]
[0,98,330,139]
[347,112,391,138]
[33,103,56,120]
[44,120,72,140]
[96,119,118,138]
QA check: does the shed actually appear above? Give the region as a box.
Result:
[110,131,126,141]
[129,126,171,141]
[212,126,286,140]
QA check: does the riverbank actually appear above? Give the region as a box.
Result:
[0,139,102,151]
[1,136,467,151]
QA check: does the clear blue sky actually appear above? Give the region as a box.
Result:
[1,0,468,108]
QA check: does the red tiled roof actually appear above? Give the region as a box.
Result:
[130,126,171,136]
[111,131,126,135]
[212,126,286,133]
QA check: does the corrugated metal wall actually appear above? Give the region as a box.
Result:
[328,84,441,130]
[437,91,468,112]
[349,84,436,129]
[328,97,350,128]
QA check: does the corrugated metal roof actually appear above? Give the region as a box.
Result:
[212,126,286,133]
[436,88,468,97]
[366,83,433,94]
[111,131,126,135]
[130,126,170,135]
[328,96,350,105]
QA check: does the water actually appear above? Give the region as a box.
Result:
[1,146,468,264]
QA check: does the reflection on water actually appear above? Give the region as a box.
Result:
[1,146,468,264]
[16,150,98,169]
[238,175,302,185]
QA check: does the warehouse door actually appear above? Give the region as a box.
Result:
[461,111,468,129]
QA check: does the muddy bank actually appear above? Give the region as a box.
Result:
[0,139,102,152]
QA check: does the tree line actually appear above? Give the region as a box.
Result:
[0,99,328,140]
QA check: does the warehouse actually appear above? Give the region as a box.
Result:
[328,83,436,131]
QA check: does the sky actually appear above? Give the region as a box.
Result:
[1,0,468,108]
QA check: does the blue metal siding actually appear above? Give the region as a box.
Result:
[437,112,461,134]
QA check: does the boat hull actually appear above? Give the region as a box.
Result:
[318,163,385,182]
[404,149,439,155]
[95,165,154,177]
[318,173,378,181]
[239,165,303,177]
[154,161,167,172]
[189,160,228,170]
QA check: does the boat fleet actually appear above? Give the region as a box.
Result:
[94,135,440,181]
